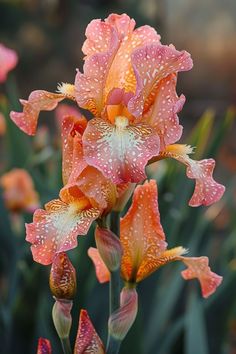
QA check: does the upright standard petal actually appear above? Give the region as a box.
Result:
[120,180,167,283]
[82,117,160,184]
[88,247,110,284]
[10,91,66,135]
[130,43,193,115]
[26,186,100,265]
[158,144,225,206]
[37,338,52,354]
[0,43,18,83]
[74,310,105,354]
[145,74,185,149]
[179,256,223,298]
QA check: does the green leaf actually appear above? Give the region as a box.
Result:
[185,292,208,354]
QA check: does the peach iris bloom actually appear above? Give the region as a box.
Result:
[0,169,39,213]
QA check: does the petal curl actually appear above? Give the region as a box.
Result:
[88,247,110,284]
[130,44,193,116]
[37,338,52,354]
[10,91,66,135]
[120,180,167,283]
[145,74,185,149]
[61,116,87,185]
[55,103,87,132]
[26,189,100,265]
[0,43,18,83]
[179,256,223,298]
[74,310,105,353]
[159,144,225,206]
[82,118,160,184]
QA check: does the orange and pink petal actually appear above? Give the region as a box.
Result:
[10,91,65,135]
[26,190,100,265]
[82,117,160,184]
[179,256,223,298]
[120,180,167,283]
[88,247,110,283]
[159,144,225,206]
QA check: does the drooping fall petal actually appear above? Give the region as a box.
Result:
[129,43,193,117]
[179,256,223,298]
[0,168,39,212]
[49,252,76,300]
[120,180,167,283]
[37,338,52,354]
[10,91,66,135]
[88,247,110,283]
[82,117,160,183]
[74,309,105,354]
[144,74,185,149]
[26,186,100,265]
[158,144,225,206]
[0,43,18,83]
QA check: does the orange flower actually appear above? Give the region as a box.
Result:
[0,168,39,212]
[89,180,222,298]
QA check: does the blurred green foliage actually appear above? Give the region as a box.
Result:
[0,74,235,354]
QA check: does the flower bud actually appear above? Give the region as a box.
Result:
[52,299,72,339]
[95,226,122,271]
[37,337,52,354]
[49,252,76,300]
[108,287,138,340]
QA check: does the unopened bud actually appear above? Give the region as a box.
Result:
[49,252,76,300]
[37,338,52,354]
[52,299,72,339]
[95,226,122,271]
[108,287,138,340]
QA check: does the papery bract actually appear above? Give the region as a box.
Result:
[0,168,39,212]
[74,309,105,353]
[0,43,18,83]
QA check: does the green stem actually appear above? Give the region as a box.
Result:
[106,211,121,354]
[60,337,72,354]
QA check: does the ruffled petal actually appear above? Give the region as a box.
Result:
[0,43,18,83]
[75,166,117,212]
[37,338,52,354]
[88,247,110,283]
[82,117,160,184]
[76,14,161,116]
[104,14,161,97]
[26,190,100,265]
[61,116,87,185]
[10,91,66,135]
[55,103,87,132]
[159,144,225,206]
[179,256,223,298]
[74,310,105,353]
[130,43,193,116]
[145,74,185,149]
[120,180,167,283]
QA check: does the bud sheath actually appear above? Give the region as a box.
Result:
[52,299,73,340]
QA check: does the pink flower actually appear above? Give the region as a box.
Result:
[0,43,18,83]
